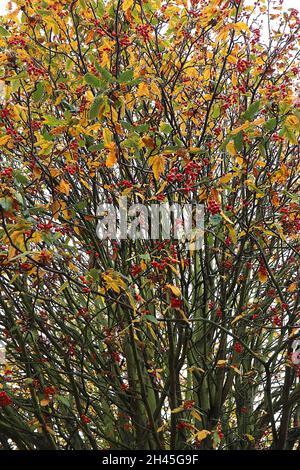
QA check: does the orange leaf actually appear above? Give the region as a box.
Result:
[148,155,166,180]
[57,179,71,196]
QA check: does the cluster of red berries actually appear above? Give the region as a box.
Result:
[223,259,233,270]
[31,120,42,131]
[69,141,79,150]
[131,264,142,277]
[183,400,195,410]
[170,297,183,309]
[117,179,133,189]
[5,127,22,141]
[37,222,53,231]
[77,307,88,317]
[234,342,243,353]
[0,108,10,120]
[8,35,26,47]
[166,162,202,194]
[119,33,131,47]
[27,62,46,78]
[19,262,31,271]
[207,200,221,215]
[0,391,12,407]
[151,257,172,270]
[176,421,193,430]
[272,315,282,327]
[44,386,57,398]
[136,24,152,41]
[215,308,223,319]
[65,164,77,175]
[39,249,51,263]
[80,414,91,424]
[1,167,13,178]
[111,351,121,363]
[236,58,251,73]
[265,84,284,100]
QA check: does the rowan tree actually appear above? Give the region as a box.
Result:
[0,0,299,450]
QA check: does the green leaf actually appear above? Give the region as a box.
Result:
[43,115,66,126]
[14,171,29,185]
[0,197,12,211]
[95,64,114,83]
[97,0,104,16]
[280,125,297,145]
[84,73,102,88]
[212,104,220,119]
[88,268,99,281]
[143,315,159,324]
[160,122,173,134]
[118,69,134,83]
[89,97,102,120]
[56,395,71,408]
[264,118,277,131]
[32,82,44,102]
[88,143,104,151]
[0,26,10,37]
[233,132,243,152]
[241,100,261,121]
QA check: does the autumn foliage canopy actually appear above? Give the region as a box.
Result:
[0,0,299,450]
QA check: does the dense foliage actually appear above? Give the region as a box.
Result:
[0,0,299,450]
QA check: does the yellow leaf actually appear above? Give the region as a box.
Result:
[191,410,202,421]
[231,121,250,135]
[122,0,133,11]
[40,399,50,407]
[106,144,117,167]
[103,128,112,146]
[0,135,10,146]
[230,365,242,375]
[226,141,236,156]
[147,323,157,341]
[102,270,126,293]
[196,430,211,441]
[151,81,161,97]
[216,360,227,367]
[219,172,236,184]
[231,314,244,325]
[258,270,268,284]
[288,283,297,293]
[136,82,151,98]
[228,226,237,244]
[227,55,237,64]
[45,426,56,436]
[166,284,181,297]
[52,200,61,220]
[171,406,184,414]
[188,366,205,374]
[285,115,299,126]
[220,210,234,225]
[57,179,71,196]
[157,423,167,433]
[179,309,189,323]
[203,68,210,81]
[231,21,250,32]
[140,260,147,271]
[149,155,166,180]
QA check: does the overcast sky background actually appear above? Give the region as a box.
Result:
[0,0,299,15]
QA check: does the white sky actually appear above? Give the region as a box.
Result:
[0,0,299,15]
